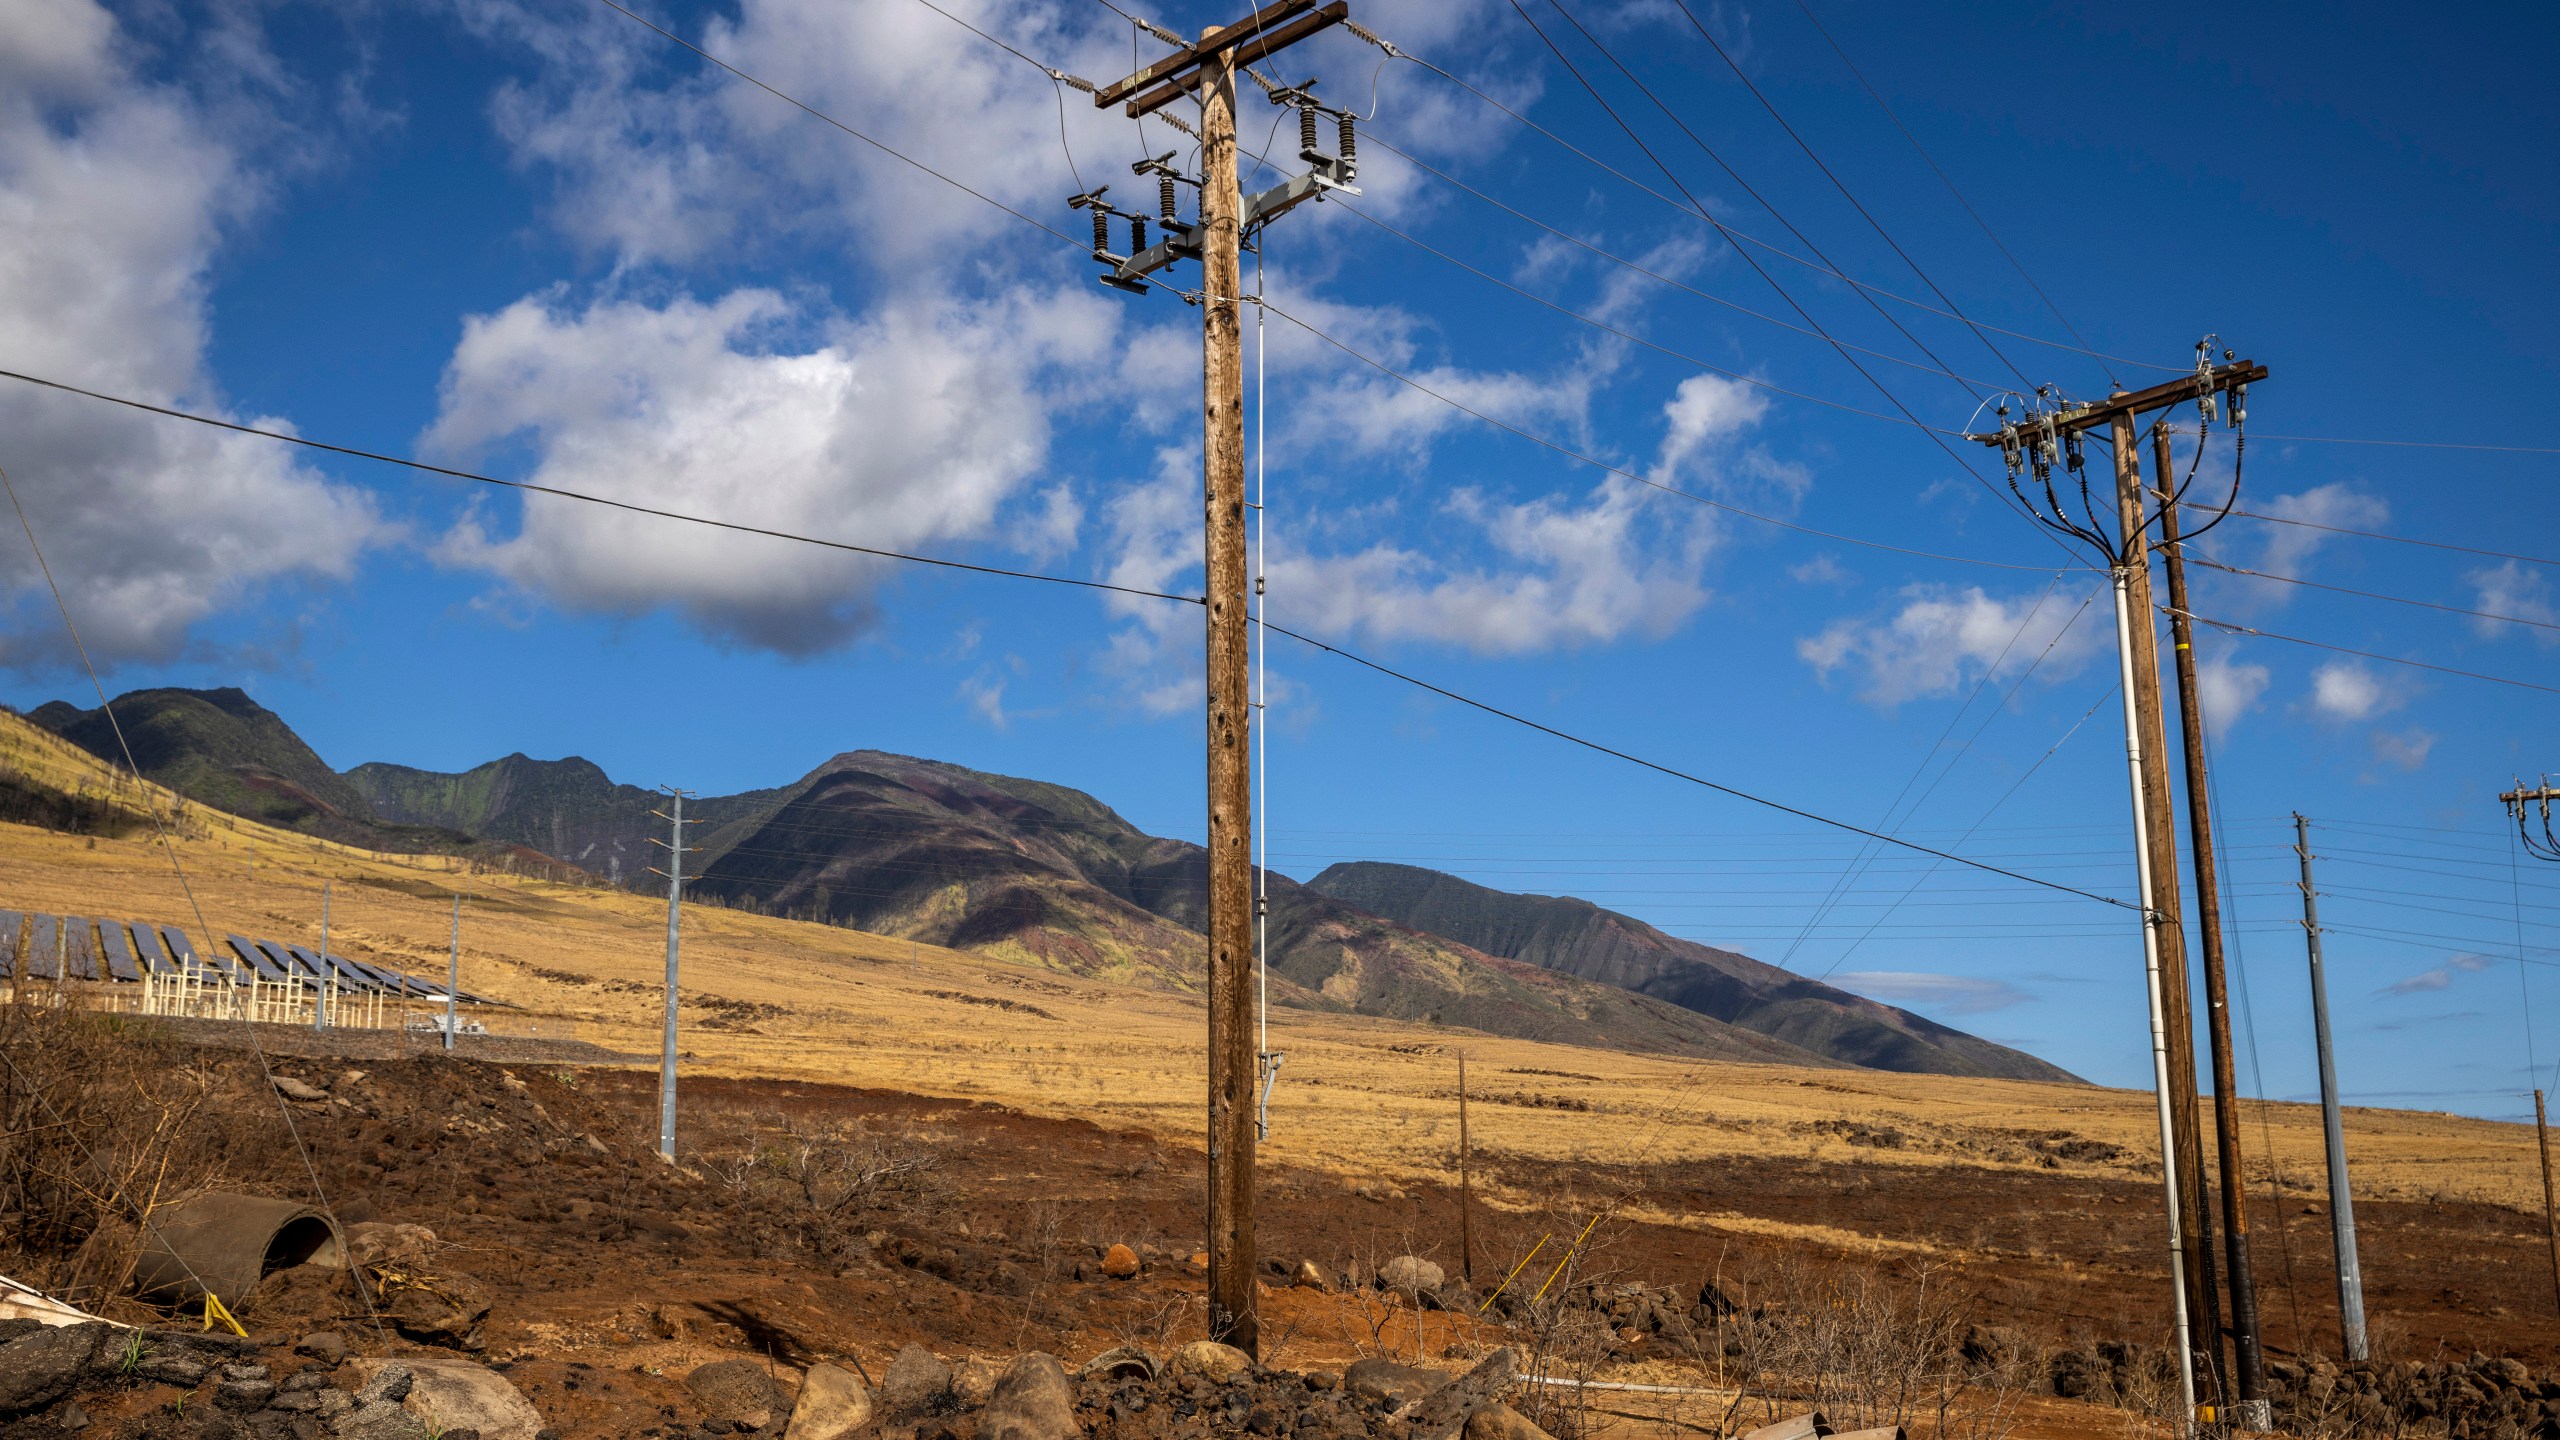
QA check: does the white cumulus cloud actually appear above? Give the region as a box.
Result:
[2470,560,2560,646]
[2306,660,2401,723]
[427,283,1117,654]
[1798,582,2100,707]
[0,0,383,670]
[2192,647,2271,738]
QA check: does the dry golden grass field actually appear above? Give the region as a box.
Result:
[1,704,2539,1223]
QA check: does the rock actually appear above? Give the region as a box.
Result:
[57,1399,88,1431]
[337,1399,431,1440]
[345,1223,441,1268]
[273,1076,329,1102]
[1293,1260,1330,1292]
[1187,1252,1209,1272]
[0,1321,107,1416]
[980,1353,1076,1440]
[299,1332,350,1365]
[1344,1357,1442,1408]
[1464,1405,1555,1440]
[217,1360,279,1409]
[359,1365,416,1407]
[377,1268,491,1348]
[687,1358,792,1429]
[1304,1371,1340,1393]
[1395,1348,1518,1439]
[879,1344,953,1417]
[401,1358,544,1440]
[1101,1244,1141,1279]
[781,1362,871,1440]
[1379,1256,1446,1298]
[953,1357,1003,1406]
[1171,1342,1253,1385]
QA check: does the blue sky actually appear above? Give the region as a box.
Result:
[2,0,2555,1114]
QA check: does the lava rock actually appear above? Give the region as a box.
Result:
[981,1353,1076,1440]
[881,1344,954,1417]
[401,1358,544,1440]
[1464,1405,1554,1440]
[1101,1244,1141,1279]
[1378,1257,1445,1299]
[686,1358,792,1430]
[0,1322,107,1416]
[1171,1343,1253,1385]
[781,1362,871,1440]
[1344,1358,1441,1408]
[1293,1261,1329,1293]
[299,1332,350,1366]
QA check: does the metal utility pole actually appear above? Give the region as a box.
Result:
[446,895,460,1054]
[648,790,699,1164]
[2156,428,2268,1428]
[1973,349,2265,1432]
[2295,813,2368,1361]
[2538,1090,2560,1319]
[314,881,331,1032]
[1091,0,1354,1358]
[1464,1050,1484,1281]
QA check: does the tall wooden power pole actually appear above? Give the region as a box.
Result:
[1973,353,2265,1432]
[2155,426,2269,1428]
[2295,814,2369,1362]
[1092,1,1354,1356]
[2537,1089,2560,1319]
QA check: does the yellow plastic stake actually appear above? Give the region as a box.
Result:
[1530,1213,1605,1305]
[201,1290,247,1338]
[1477,1234,1551,1314]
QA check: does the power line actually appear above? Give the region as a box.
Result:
[0,367,1202,608]
[2252,434,2560,456]
[2184,553,2560,633]
[1256,298,2082,572]
[1664,0,2031,388]
[2165,605,2560,697]
[2225,507,2560,570]
[1260,620,2142,910]
[1374,41,2175,375]
[1789,0,2118,390]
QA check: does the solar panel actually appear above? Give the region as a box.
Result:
[313,950,379,993]
[0,911,20,980]
[126,923,174,975]
[98,921,140,982]
[63,918,100,982]
[27,915,59,981]
[160,926,230,980]
[228,937,287,982]
[340,956,397,990]
[262,942,316,981]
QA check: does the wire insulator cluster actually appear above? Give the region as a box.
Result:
[1159,175,1177,221]
[1337,112,1356,166]
[1131,216,1148,251]
[1090,208,1110,253]
[1298,105,1319,156]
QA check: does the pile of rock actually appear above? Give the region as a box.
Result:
[0,1319,544,1440]
[2265,1353,2560,1438]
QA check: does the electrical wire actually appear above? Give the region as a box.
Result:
[1665,0,2032,388]
[2183,554,2560,634]
[1789,0,2118,391]
[1375,41,2176,375]
[2224,508,2560,570]
[2163,605,2560,697]
[1255,300,2084,572]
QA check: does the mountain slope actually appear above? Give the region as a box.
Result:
[28,689,475,852]
[347,754,794,890]
[1309,861,2077,1083]
[683,750,1836,1065]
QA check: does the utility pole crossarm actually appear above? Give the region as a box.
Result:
[1094,1,1348,115]
[1964,361,2269,445]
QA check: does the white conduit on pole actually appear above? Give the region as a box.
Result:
[1252,249,1278,1139]
[2112,563,2198,1431]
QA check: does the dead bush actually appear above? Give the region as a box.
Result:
[708,1116,944,1261]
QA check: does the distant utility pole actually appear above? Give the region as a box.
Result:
[314,881,332,1033]
[1972,346,2265,1431]
[2295,814,2368,1362]
[1458,1051,1474,1286]
[2155,426,2268,1429]
[2502,778,2560,862]
[446,895,460,1054]
[1089,0,1356,1359]
[2537,1090,2560,1320]
[647,789,701,1164]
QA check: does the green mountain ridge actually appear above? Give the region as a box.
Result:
[24,686,2075,1080]
[1308,860,2078,1084]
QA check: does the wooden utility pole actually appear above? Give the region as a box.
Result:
[1091,1,1351,1356]
[2537,1090,2560,1318]
[2155,427,2269,1428]
[1464,1050,1484,1281]
[2110,411,2222,1399]
[1974,356,2264,1433]
[2295,814,2369,1361]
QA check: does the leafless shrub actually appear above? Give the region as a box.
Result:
[703,1117,943,1261]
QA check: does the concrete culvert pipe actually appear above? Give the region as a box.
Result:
[131,1193,345,1310]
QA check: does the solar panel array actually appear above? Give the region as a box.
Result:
[1,913,491,1002]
